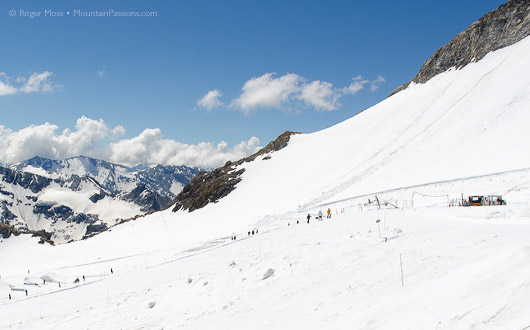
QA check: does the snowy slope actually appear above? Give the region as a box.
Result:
[170,34,530,233]
[1,199,530,329]
[1,32,530,330]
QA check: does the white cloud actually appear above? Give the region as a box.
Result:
[197,89,223,111]
[342,75,369,95]
[370,75,386,92]
[0,73,17,96]
[107,129,261,169]
[298,80,339,111]
[231,73,302,113]
[0,117,262,169]
[0,81,17,96]
[110,125,126,140]
[19,71,61,93]
[229,73,386,113]
[0,116,116,164]
[0,71,61,95]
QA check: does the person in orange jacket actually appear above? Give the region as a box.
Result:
[327,208,331,218]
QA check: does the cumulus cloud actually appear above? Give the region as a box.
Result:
[0,117,262,169]
[0,117,116,164]
[228,73,385,113]
[0,71,61,95]
[298,80,339,111]
[197,89,224,111]
[106,129,260,168]
[110,125,126,140]
[231,73,302,113]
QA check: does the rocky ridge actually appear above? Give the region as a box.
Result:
[172,131,298,212]
[391,0,530,96]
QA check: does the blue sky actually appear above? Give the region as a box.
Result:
[0,0,505,167]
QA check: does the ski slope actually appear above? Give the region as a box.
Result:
[1,36,530,329]
[2,202,530,329]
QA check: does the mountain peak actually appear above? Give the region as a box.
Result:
[391,0,530,96]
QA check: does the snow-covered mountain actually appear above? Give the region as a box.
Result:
[14,155,199,198]
[2,1,530,328]
[0,156,200,244]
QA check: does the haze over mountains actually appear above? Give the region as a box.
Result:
[1,1,530,328]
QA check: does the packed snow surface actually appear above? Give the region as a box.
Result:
[1,36,530,329]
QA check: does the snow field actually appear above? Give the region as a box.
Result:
[2,198,530,329]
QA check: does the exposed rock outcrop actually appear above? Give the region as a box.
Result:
[172,131,299,212]
[391,0,530,96]
[0,223,21,239]
[123,184,171,212]
[0,223,54,245]
[0,166,52,193]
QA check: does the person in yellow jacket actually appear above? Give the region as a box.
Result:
[327,208,331,219]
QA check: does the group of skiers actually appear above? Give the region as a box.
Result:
[303,208,332,224]
[230,229,259,241]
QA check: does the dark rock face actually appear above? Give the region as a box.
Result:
[1,201,16,221]
[22,156,58,172]
[123,184,171,212]
[89,190,107,203]
[391,0,530,96]
[0,223,20,239]
[0,166,52,194]
[136,164,198,197]
[172,131,299,212]
[0,223,53,245]
[85,222,108,236]
[31,229,54,245]
[33,203,74,221]
[172,167,245,212]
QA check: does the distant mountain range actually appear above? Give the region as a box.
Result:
[15,156,199,198]
[0,156,200,244]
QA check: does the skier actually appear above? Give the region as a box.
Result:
[25,290,28,296]
[83,275,85,281]
[327,208,331,219]
[74,278,80,284]
[318,210,322,220]
[8,294,11,300]
[307,214,311,223]
[111,268,114,275]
